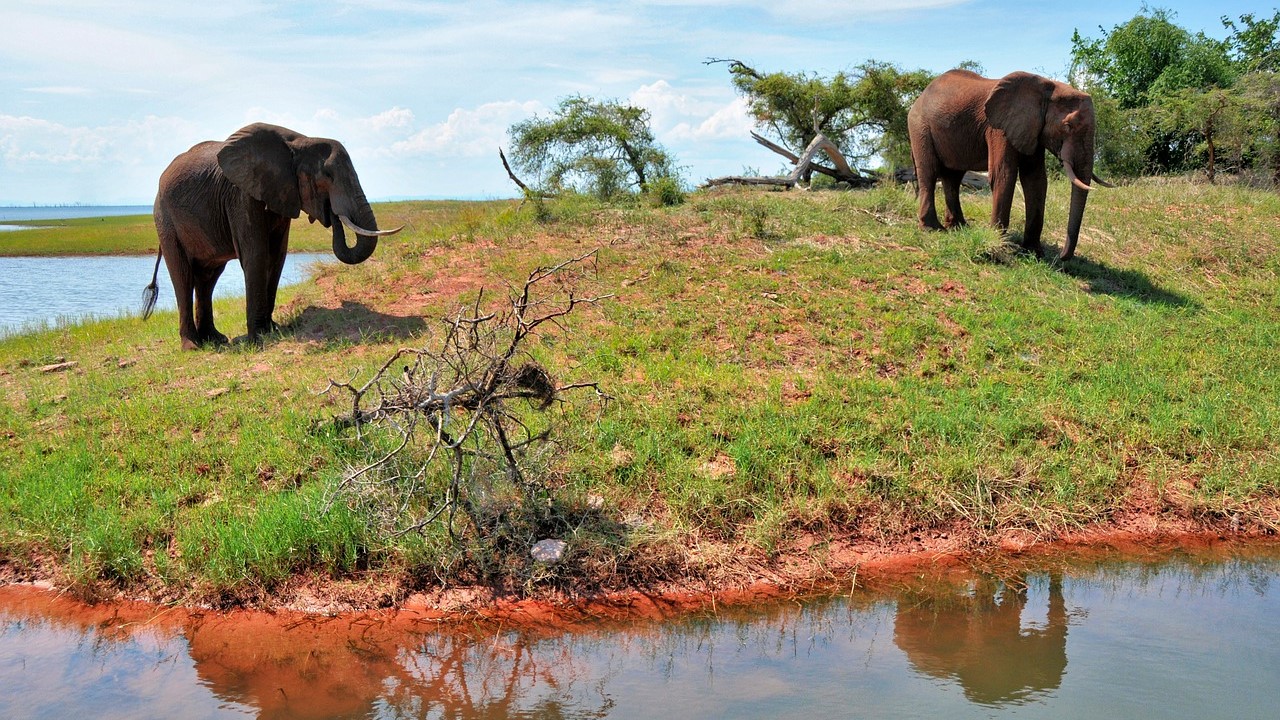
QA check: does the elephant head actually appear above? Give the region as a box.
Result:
[985,73,1110,260]
[216,123,401,265]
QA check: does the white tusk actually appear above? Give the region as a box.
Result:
[1062,160,1092,192]
[338,214,404,237]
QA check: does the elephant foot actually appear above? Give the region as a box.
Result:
[180,334,228,351]
[231,335,262,347]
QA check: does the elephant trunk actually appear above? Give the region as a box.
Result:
[1062,183,1089,261]
[330,193,379,265]
[1059,138,1094,261]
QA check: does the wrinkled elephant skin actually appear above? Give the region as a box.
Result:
[145,123,399,350]
[908,70,1105,260]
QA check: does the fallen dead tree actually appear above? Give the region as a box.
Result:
[703,131,992,191]
[893,166,991,190]
[704,131,877,189]
[321,252,611,545]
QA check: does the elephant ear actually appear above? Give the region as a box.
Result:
[216,123,304,218]
[984,72,1054,156]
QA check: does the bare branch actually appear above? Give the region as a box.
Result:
[321,253,611,541]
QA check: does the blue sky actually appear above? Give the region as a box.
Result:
[0,0,1268,205]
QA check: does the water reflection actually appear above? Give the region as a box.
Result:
[894,573,1068,706]
[2,545,1279,719]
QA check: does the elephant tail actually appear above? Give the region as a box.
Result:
[141,248,162,320]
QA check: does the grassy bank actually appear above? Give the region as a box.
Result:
[0,210,342,256]
[2,182,1278,607]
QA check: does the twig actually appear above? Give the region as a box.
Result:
[321,252,611,540]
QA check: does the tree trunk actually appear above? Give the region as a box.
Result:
[702,132,873,189]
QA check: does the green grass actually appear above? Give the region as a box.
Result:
[2,181,1278,605]
[0,205,383,256]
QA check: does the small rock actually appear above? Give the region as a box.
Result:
[610,443,634,466]
[206,387,230,398]
[531,539,567,564]
[586,494,606,511]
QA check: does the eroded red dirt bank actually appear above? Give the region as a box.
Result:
[3,509,1275,633]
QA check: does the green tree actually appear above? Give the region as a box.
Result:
[507,97,679,198]
[1070,7,1234,109]
[1148,86,1239,181]
[1091,94,1152,177]
[1071,7,1245,175]
[1222,12,1280,183]
[1234,70,1280,182]
[1223,11,1280,72]
[713,58,934,170]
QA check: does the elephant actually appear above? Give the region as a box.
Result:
[894,573,1070,706]
[142,122,401,350]
[907,69,1111,260]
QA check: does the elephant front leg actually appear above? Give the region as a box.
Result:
[264,225,290,335]
[989,176,1017,233]
[1018,155,1048,256]
[241,262,279,343]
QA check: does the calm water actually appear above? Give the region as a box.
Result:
[0,253,331,338]
[0,205,332,338]
[1,545,1277,719]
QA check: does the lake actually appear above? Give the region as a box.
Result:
[0,253,332,339]
[0,205,334,338]
[1,543,1277,718]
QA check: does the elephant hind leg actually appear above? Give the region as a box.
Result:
[910,123,945,231]
[193,262,229,346]
[940,170,967,228]
[156,223,202,350]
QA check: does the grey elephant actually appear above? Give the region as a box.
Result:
[907,69,1111,260]
[143,123,400,349]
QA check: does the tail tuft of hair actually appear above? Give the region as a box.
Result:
[141,283,159,320]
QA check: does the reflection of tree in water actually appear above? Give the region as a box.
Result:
[12,551,1276,717]
[386,631,619,719]
[892,572,1070,706]
[184,616,618,719]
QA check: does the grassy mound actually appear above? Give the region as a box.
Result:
[2,181,1278,608]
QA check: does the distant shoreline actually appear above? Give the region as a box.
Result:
[0,205,153,222]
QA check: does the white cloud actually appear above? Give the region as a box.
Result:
[629,81,755,142]
[636,0,969,17]
[390,101,545,158]
[23,86,94,96]
[670,97,756,142]
[0,114,203,203]
[363,107,416,132]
